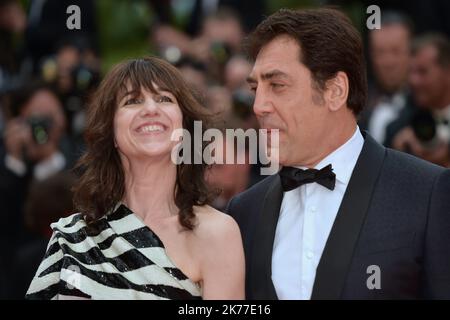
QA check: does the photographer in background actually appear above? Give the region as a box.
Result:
[0,83,70,281]
[39,37,100,152]
[390,34,450,167]
[362,11,413,145]
[154,8,244,82]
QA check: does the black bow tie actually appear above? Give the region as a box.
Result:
[279,164,336,191]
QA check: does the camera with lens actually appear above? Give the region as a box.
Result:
[64,63,99,137]
[410,108,439,149]
[210,41,232,65]
[27,115,53,145]
[70,64,99,96]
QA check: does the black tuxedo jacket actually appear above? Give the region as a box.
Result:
[226,132,450,299]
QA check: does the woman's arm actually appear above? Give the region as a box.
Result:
[199,213,245,300]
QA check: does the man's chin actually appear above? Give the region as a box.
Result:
[277,151,289,167]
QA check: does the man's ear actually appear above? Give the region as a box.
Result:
[325,71,349,112]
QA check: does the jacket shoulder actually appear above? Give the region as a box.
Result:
[384,147,445,179]
[229,174,278,208]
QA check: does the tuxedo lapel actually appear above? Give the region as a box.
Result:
[250,175,283,299]
[311,133,386,299]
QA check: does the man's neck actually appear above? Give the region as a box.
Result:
[302,122,358,169]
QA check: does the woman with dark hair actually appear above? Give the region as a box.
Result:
[26,56,245,300]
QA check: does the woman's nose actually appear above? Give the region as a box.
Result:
[139,99,159,116]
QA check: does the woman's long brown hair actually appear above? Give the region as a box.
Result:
[72,56,213,230]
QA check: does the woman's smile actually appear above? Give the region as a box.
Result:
[134,121,168,135]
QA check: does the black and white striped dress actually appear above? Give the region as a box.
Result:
[26,204,202,300]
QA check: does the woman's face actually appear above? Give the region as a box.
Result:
[114,83,183,162]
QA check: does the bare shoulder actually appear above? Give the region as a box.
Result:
[192,206,245,299]
[192,205,242,246]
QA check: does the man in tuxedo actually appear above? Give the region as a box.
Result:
[226,8,450,299]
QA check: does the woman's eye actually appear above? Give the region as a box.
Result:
[124,98,141,106]
[156,95,173,103]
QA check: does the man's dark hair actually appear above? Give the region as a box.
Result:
[412,33,450,68]
[246,8,367,116]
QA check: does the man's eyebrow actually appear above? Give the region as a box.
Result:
[261,70,290,80]
[246,70,290,83]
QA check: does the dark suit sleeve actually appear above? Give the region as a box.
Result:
[224,196,236,216]
[225,194,247,225]
[423,169,450,298]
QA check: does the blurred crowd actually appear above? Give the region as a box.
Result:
[0,0,449,299]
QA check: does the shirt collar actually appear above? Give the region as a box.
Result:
[34,151,66,181]
[435,104,450,121]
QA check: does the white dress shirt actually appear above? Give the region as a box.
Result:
[5,151,66,181]
[368,93,406,144]
[272,126,364,300]
[435,104,450,143]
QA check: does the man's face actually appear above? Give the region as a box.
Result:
[247,35,330,166]
[409,45,450,108]
[21,90,65,131]
[370,24,410,93]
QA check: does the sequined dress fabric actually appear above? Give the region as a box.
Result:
[26,204,202,300]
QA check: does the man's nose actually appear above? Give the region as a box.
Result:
[253,88,273,117]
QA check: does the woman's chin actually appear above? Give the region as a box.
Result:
[135,146,174,161]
